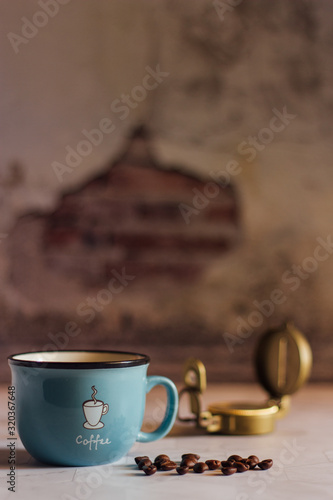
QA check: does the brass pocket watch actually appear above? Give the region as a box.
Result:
[177,323,312,435]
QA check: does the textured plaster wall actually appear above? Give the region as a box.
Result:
[1,0,333,381]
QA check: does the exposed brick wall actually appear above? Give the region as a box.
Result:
[2,134,242,383]
[43,136,239,286]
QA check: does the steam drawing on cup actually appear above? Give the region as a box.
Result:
[82,386,109,429]
[91,385,97,404]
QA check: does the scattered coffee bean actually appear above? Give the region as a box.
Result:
[221,466,237,476]
[258,459,273,470]
[154,454,171,469]
[182,453,200,461]
[193,462,208,473]
[221,460,235,468]
[159,461,177,471]
[156,459,170,470]
[180,457,197,468]
[154,454,170,465]
[135,456,149,465]
[138,458,152,470]
[176,466,189,475]
[247,455,260,469]
[205,460,221,470]
[234,461,250,473]
[244,459,256,469]
[228,454,243,462]
[240,458,254,467]
[142,465,157,476]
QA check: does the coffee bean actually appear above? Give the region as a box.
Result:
[154,454,170,465]
[221,460,235,468]
[248,455,259,464]
[193,462,208,473]
[156,459,170,470]
[180,457,197,468]
[182,453,200,461]
[240,458,255,468]
[221,466,237,475]
[228,454,243,462]
[154,454,171,469]
[247,455,260,469]
[258,459,273,470]
[205,460,221,470]
[142,465,157,476]
[135,456,149,465]
[138,458,152,470]
[159,460,177,471]
[176,466,189,475]
[234,461,250,473]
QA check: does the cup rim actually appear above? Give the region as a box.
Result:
[8,350,150,369]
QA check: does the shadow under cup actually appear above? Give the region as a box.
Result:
[8,350,179,466]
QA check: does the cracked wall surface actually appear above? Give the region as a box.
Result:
[1,0,333,382]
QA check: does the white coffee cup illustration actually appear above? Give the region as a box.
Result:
[82,386,109,429]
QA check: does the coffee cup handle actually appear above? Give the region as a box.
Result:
[136,375,178,443]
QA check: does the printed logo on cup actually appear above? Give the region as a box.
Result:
[82,386,109,429]
[75,386,112,451]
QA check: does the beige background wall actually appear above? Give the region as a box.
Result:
[1,0,333,383]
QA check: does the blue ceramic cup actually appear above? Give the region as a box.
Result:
[8,350,178,466]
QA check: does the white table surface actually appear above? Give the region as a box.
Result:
[0,383,332,500]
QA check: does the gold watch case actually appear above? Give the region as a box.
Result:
[177,323,312,435]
